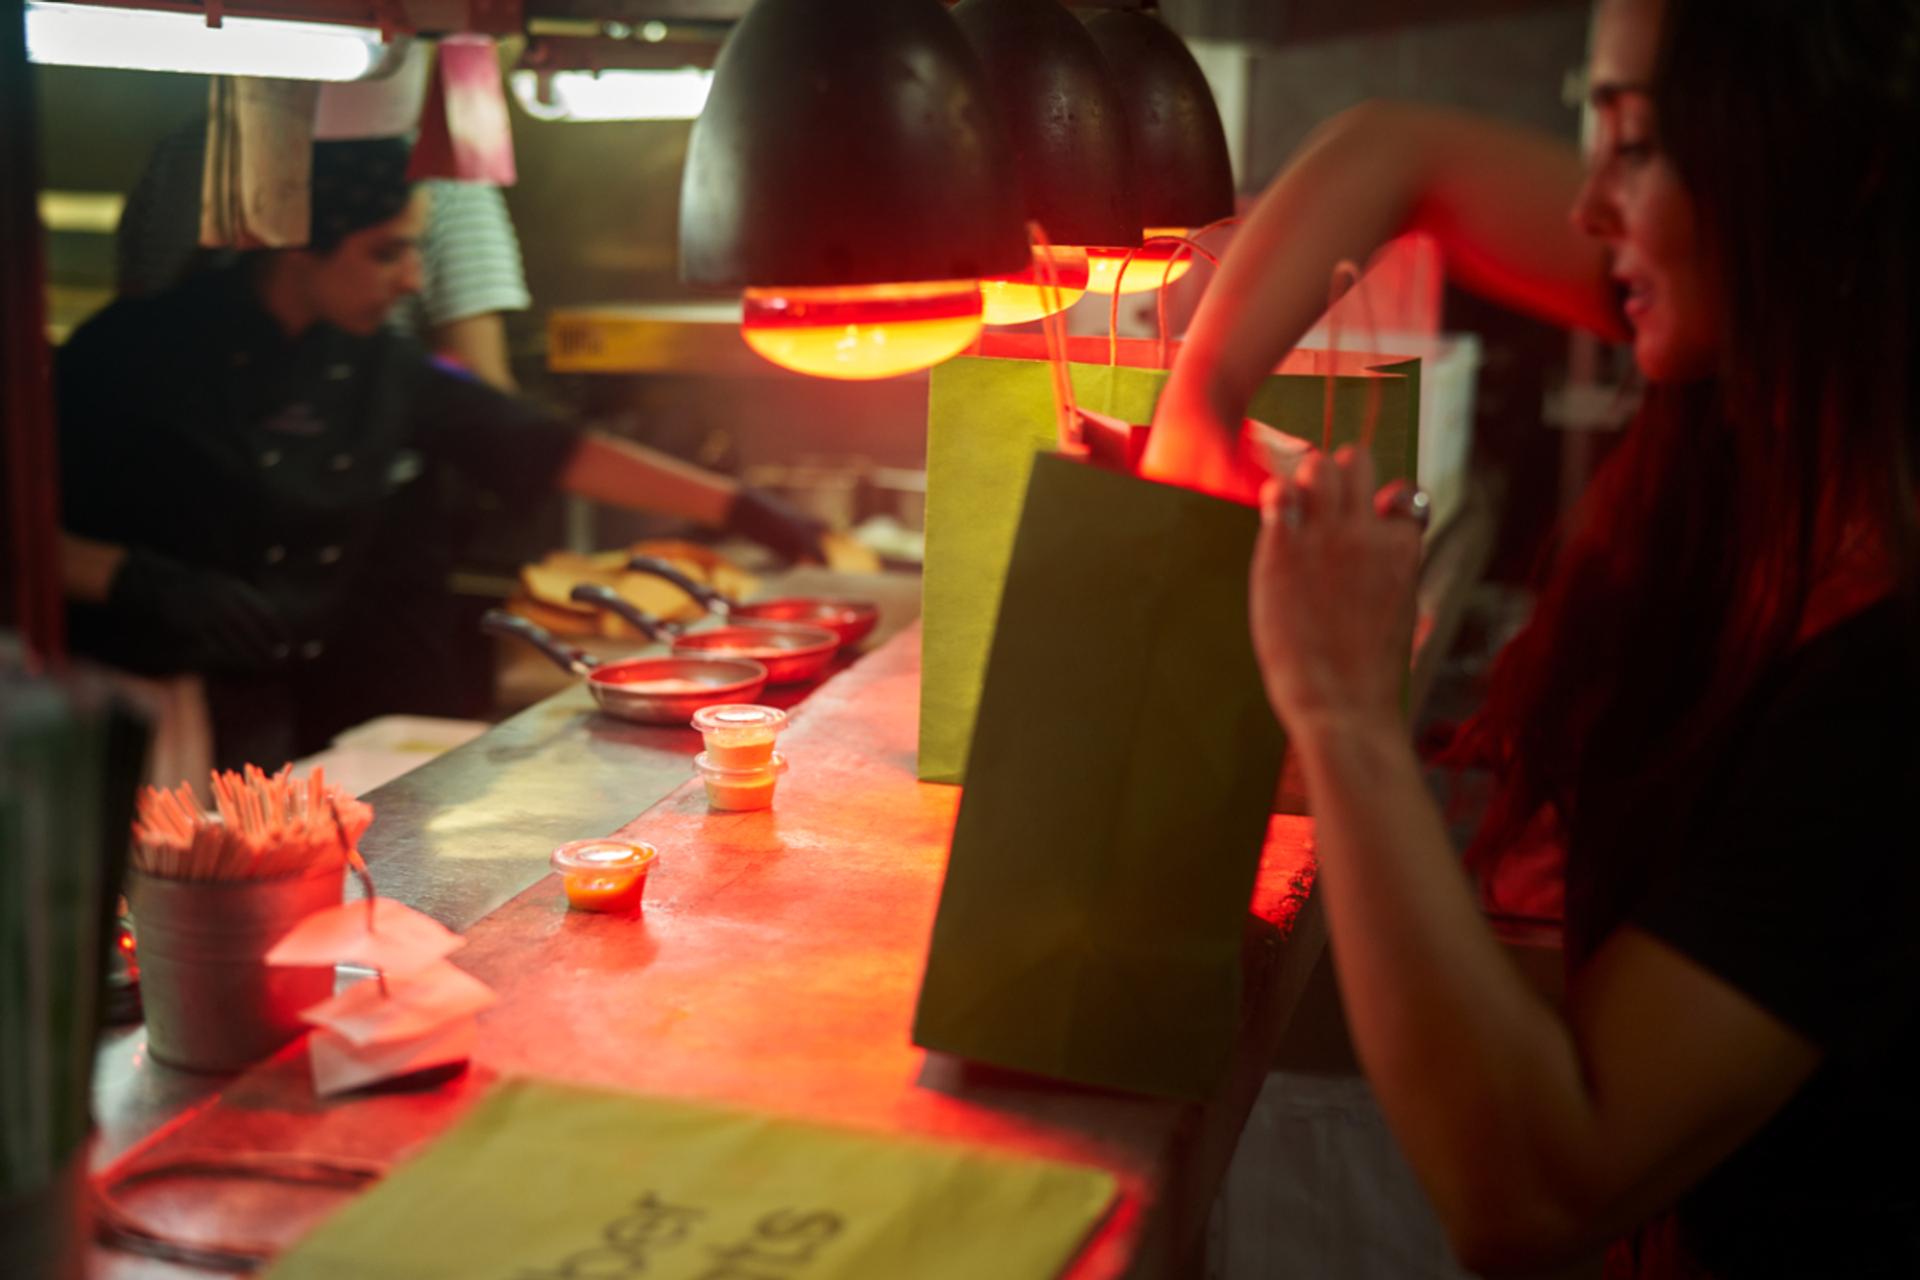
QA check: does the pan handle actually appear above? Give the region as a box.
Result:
[625,556,732,618]
[480,609,598,677]
[566,584,670,641]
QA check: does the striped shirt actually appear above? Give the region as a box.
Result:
[396,179,531,331]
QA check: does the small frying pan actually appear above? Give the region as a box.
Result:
[625,555,880,650]
[481,610,767,724]
[566,585,840,687]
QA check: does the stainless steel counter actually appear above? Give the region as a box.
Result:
[89,621,1322,1280]
[92,568,923,1166]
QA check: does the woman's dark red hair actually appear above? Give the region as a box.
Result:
[1456,0,1919,910]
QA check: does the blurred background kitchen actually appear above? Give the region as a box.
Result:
[33,0,1634,610]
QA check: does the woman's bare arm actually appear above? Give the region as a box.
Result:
[1148,101,1623,498]
[1295,710,1818,1273]
[1250,451,1817,1274]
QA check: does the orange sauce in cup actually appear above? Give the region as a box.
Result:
[703,771,779,811]
[551,839,657,913]
[561,870,647,913]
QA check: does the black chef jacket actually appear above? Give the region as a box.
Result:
[58,264,584,769]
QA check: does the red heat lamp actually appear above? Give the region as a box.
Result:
[680,0,1028,379]
[1084,230,1199,295]
[951,0,1143,323]
[977,245,1092,326]
[1080,6,1235,296]
[740,281,987,381]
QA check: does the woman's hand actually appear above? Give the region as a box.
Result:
[1141,386,1269,504]
[1250,445,1423,733]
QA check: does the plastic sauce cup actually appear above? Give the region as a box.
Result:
[694,752,788,812]
[690,704,788,769]
[551,839,658,913]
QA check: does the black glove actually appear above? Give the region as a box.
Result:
[726,486,828,564]
[108,550,291,673]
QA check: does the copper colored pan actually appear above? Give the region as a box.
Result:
[566,585,839,687]
[625,555,880,650]
[481,610,767,724]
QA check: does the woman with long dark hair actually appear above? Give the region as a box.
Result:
[1149,0,1917,1273]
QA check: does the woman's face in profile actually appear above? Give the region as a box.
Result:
[1572,0,1720,383]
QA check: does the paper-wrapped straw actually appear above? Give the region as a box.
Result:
[132,766,371,883]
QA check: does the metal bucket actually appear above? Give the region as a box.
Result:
[127,865,343,1073]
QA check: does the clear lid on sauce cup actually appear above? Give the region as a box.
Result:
[689,704,789,742]
[550,838,658,878]
[692,751,788,781]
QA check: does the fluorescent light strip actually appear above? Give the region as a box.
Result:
[509,68,713,123]
[25,2,386,81]
[39,190,127,234]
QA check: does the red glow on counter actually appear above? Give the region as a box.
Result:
[741,281,985,380]
[979,246,1091,326]
[1084,228,1197,295]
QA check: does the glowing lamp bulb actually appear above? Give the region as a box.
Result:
[740,281,985,380]
[979,246,1091,326]
[1084,228,1198,296]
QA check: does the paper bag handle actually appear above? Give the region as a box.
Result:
[1104,233,1219,370]
[1025,220,1081,452]
[1023,218,1244,455]
[1322,259,1386,453]
[1159,217,1239,364]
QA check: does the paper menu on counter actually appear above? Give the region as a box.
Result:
[263,1079,1117,1280]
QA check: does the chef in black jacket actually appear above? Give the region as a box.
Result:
[57,138,820,770]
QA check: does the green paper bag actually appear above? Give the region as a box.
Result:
[912,454,1286,1099]
[918,332,1418,784]
[267,1079,1117,1280]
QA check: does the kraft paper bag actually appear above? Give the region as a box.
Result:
[264,1078,1116,1280]
[918,332,1418,784]
[912,453,1287,1099]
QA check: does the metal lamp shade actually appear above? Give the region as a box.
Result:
[951,0,1141,250]
[680,0,1031,290]
[1079,6,1234,231]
